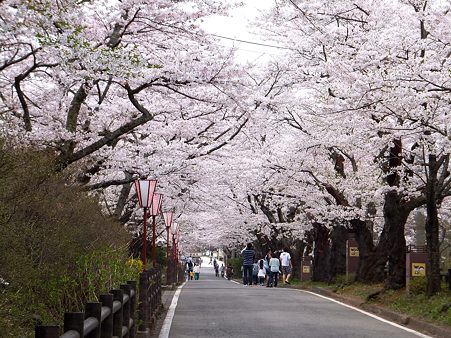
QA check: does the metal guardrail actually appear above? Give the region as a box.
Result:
[36,269,163,338]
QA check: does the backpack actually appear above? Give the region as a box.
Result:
[187,261,193,269]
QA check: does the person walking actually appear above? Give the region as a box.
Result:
[241,243,255,286]
[193,263,200,280]
[264,250,272,283]
[252,260,259,285]
[280,247,292,285]
[214,260,219,277]
[257,259,266,285]
[186,259,194,281]
[267,252,281,287]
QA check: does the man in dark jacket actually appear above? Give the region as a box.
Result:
[241,243,255,286]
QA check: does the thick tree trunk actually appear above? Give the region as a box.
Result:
[353,218,385,282]
[353,191,410,288]
[425,154,441,295]
[384,190,409,289]
[291,239,306,279]
[328,225,347,281]
[312,223,330,282]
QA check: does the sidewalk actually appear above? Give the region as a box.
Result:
[149,287,176,338]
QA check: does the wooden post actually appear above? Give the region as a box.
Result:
[111,289,124,338]
[157,270,162,306]
[127,281,137,338]
[64,312,84,336]
[121,284,131,338]
[99,294,113,338]
[138,272,149,331]
[147,269,155,319]
[35,326,60,338]
[85,302,102,338]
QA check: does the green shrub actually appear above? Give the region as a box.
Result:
[0,142,136,337]
[409,277,427,295]
[227,257,243,277]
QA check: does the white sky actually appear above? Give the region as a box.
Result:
[202,0,281,64]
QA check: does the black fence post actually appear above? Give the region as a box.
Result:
[448,269,451,291]
[127,281,137,338]
[138,271,149,332]
[35,326,60,338]
[85,302,102,338]
[157,270,162,306]
[99,294,113,338]
[121,284,131,338]
[147,269,155,320]
[111,289,124,338]
[64,312,84,337]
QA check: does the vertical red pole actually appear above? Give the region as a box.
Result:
[152,215,157,268]
[166,227,170,260]
[142,208,147,271]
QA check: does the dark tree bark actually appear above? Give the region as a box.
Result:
[352,219,381,282]
[352,190,411,288]
[312,223,330,282]
[328,225,347,281]
[384,190,410,289]
[425,154,442,295]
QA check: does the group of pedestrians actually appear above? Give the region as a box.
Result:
[241,243,292,287]
[185,258,201,280]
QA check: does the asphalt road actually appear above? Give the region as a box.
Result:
[166,267,425,338]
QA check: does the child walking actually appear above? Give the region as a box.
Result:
[257,259,266,285]
[193,263,200,280]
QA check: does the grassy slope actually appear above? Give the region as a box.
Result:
[288,278,450,327]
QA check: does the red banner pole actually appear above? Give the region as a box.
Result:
[142,209,147,270]
[152,215,157,268]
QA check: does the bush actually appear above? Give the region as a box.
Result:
[409,276,427,295]
[0,142,137,337]
[227,257,243,278]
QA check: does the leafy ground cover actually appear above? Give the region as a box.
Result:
[295,278,451,327]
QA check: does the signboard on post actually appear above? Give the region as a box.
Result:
[406,245,428,293]
[346,237,359,280]
[300,257,312,282]
[349,247,359,257]
[411,263,426,276]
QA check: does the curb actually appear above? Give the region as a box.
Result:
[307,286,451,338]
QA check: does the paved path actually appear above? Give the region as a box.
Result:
[161,267,428,338]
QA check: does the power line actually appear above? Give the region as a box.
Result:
[211,34,295,51]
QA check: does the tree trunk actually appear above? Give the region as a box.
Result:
[312,223,330,282]
[425,154,441,295]
[352,218,385,282]
[384,190,409,289]
[328,225,347,281]
[353,191,410,288]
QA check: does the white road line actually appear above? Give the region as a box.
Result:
[230,280,240,285]
[299,290,431,338]
[158,282,186,338]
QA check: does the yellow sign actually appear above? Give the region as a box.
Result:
[302,266,310,273]
[412,263,426,276]
[349,247,359,257]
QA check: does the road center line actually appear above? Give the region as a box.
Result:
[298,289,431,338]
[158,282,186,338]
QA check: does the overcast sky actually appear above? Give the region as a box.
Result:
[202,0,280,63]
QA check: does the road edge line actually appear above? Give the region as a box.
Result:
[298,289,431,338]
[158,282,186,338]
